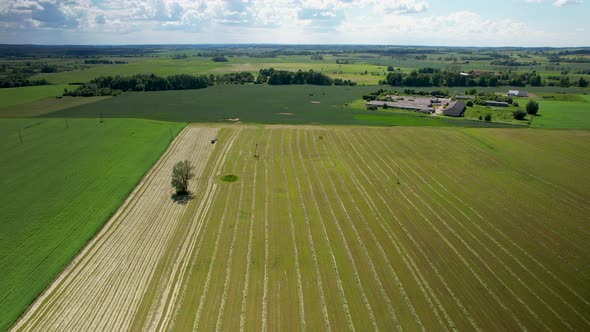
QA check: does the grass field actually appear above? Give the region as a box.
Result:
[532,94,590,129]
[0,118,185,330]
[13,125,590,331]
[0,96,111,118]
[0,85,72,108]
[40,85,519,127]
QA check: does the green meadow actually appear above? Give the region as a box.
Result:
[0,118,184,330]
[0,85,72,107]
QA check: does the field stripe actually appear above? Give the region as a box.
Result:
[215,136,254,332]
[304,130,382,331]
[151,127,242,332]
[261,131,272,332]
[364,129,558,331]
[315,129,448,331]
[386,130,586,330]
[294,129,355,331]
[192,129,244,331]
[276,130,307,330]
[286,129,332,332]
[238,130,268,332]
[349,129,531,330]
[443,131,590,311]
[332,129,482,331]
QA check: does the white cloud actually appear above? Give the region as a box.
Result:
[553,0,583,6]
[525,0,584,5]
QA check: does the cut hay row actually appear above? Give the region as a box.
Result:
[440,130,588,256]
[441,133,590,303]
[433,140,590,327]
[321,132,453,331]
[215,146,251,332]
[239,131,267,332]
[192,129,244,331]
[334,130,482,331]
[12,127,219,331]
[277,130,306,330]
[312,130,433,331]
[303,130,379,331]
[150,127,243,332]
[386,132,581,330]
[286,129,332,332]
[362,130,554,331]
[451,131,589,220]
[294,129,355,331]
[261,131,271,332]
[350,131,529,331]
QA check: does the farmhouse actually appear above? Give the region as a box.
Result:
[507,90,528,97]
[442,101,466,117]
[485,100,509,107]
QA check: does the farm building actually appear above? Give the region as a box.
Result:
[507,90,528,97]
[485,101,509,107]
[442,101,466,117]
[365,95,448,114]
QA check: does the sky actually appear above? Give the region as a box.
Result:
[0,0,588,47]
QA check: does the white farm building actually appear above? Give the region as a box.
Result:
[507,90,528,97]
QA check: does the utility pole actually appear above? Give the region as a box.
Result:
[99,112,103,123]
[65,119,69,128]
[18,130,23,143]
[254,143,260,160]
[397,166,401,185]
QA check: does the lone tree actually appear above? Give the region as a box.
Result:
[526,100,539,115]
[171,160,195,195]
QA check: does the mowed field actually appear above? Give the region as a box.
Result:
[11,125,589,331]
[0,118,184,330]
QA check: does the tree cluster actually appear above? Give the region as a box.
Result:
[214,72,255,84]
[64,73,213,96]
[211,56,228,62]
[255,68,354,86]
[382,68,545,87]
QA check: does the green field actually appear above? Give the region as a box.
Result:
[39,85,517,127]
[0,85,72,108]
[532,94,590,129]
[0,96,111,118]
[12,125,590,331]
[0,118,184,330]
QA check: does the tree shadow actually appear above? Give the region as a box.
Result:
[171,191,193,205]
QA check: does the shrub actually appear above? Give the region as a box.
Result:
[513,109,527,120]
[484,114,492,122]
[526,100,539,115]
[466,100,474,107]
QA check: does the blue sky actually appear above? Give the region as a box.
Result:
[0,0,588,46]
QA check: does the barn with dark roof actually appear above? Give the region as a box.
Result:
[442,101,466,117]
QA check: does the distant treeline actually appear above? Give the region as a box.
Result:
[382,68,544,87]
[256,68,357,86]
[83,59,128,64]
[64,74,213,96]
[65,69,357,96]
